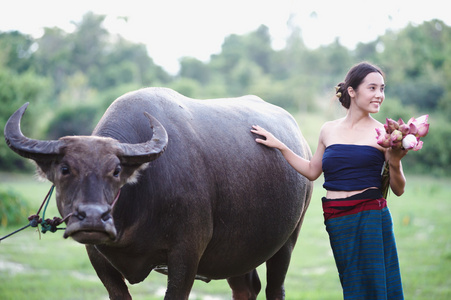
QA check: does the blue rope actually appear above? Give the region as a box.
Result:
[41,185,54,221]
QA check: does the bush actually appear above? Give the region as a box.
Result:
[411,115,451,176]
[0,68,52,171]
[45,104,99,138]
[0,189,32,227]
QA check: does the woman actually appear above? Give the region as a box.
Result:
[251,62,406,299]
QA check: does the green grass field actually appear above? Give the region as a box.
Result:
[1,172,450,299]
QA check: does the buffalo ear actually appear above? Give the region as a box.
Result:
[122,163,149,185]
[34,160,60,182]
[33,161,54,182]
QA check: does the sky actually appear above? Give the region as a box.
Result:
[1,0,449,74]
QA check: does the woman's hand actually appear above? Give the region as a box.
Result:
[251,125,322,181]
[251,125,286,150]
[386,146,408,164]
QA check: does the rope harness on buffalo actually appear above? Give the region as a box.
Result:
[0,185,70,242]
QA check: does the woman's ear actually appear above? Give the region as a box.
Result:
[348,86,355,98]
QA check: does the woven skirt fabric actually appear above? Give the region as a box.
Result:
[322,189,404,300]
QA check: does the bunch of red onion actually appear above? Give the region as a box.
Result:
[376,115,429,151]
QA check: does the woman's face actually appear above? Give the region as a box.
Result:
[348,72,385,114]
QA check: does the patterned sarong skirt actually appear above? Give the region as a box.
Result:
[322,189,404,300]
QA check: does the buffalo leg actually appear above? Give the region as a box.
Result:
[164,252,201,299]
[86,245,132,300]
[227,269,261,300]
[265,223,301,300]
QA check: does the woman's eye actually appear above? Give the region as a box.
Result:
[113,165,121,177]
[61,165,70,175]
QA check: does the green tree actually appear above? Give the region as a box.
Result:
[71,12,109,74]
[0,31,36,73]
[45,104,99,139]
[208,25,275,96]
[179,57,210,85]
[33,26,72,97]
[271,24,307,81]
[438,58,451,117]
[90,36,170,90]
[246,25,273,73]
[376,20,451,110]
[0,68,51,170]
[405,114,451,176]
[34,12,170,101]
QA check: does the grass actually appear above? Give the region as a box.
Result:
[1,172,451,299]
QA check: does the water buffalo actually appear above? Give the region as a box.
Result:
[4,87,313,300]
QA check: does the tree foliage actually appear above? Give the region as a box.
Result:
[0,14,450,175]
[0,67,51,170]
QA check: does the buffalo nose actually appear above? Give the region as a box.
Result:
[74,204,112,222]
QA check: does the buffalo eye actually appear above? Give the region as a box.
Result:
[113,165,122,177]
[61,165,70,176]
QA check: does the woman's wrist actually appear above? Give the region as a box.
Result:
[278,142,289,152]
[389,159,401,169]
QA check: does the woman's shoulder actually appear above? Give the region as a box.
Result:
[320,118,348,138]
[321,118,344,130]
[318,119,344,146]
[371,117,384,127]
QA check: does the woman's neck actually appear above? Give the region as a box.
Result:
[343,108,373,129]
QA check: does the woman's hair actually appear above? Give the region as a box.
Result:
[335,62,385,109]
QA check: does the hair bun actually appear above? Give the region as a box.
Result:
[335,83,344,99]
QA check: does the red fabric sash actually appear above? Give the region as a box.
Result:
[322,197,387,221]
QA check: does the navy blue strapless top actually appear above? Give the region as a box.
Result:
[322,144,385,191]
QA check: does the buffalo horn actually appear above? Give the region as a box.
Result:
[4,103,62,162]
[117,112,168,165]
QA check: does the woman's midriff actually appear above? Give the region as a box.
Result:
[325,187,380,199]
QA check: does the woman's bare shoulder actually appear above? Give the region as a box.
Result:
[321,118,344,131]
[319,118,343,145]
[371,116,384,127]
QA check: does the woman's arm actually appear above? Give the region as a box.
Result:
[386,147,408,196]
[251,125,324,181]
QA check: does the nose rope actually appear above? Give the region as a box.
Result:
[111,189,121,210]
[0,186,121,243]
[0,185,66,242]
